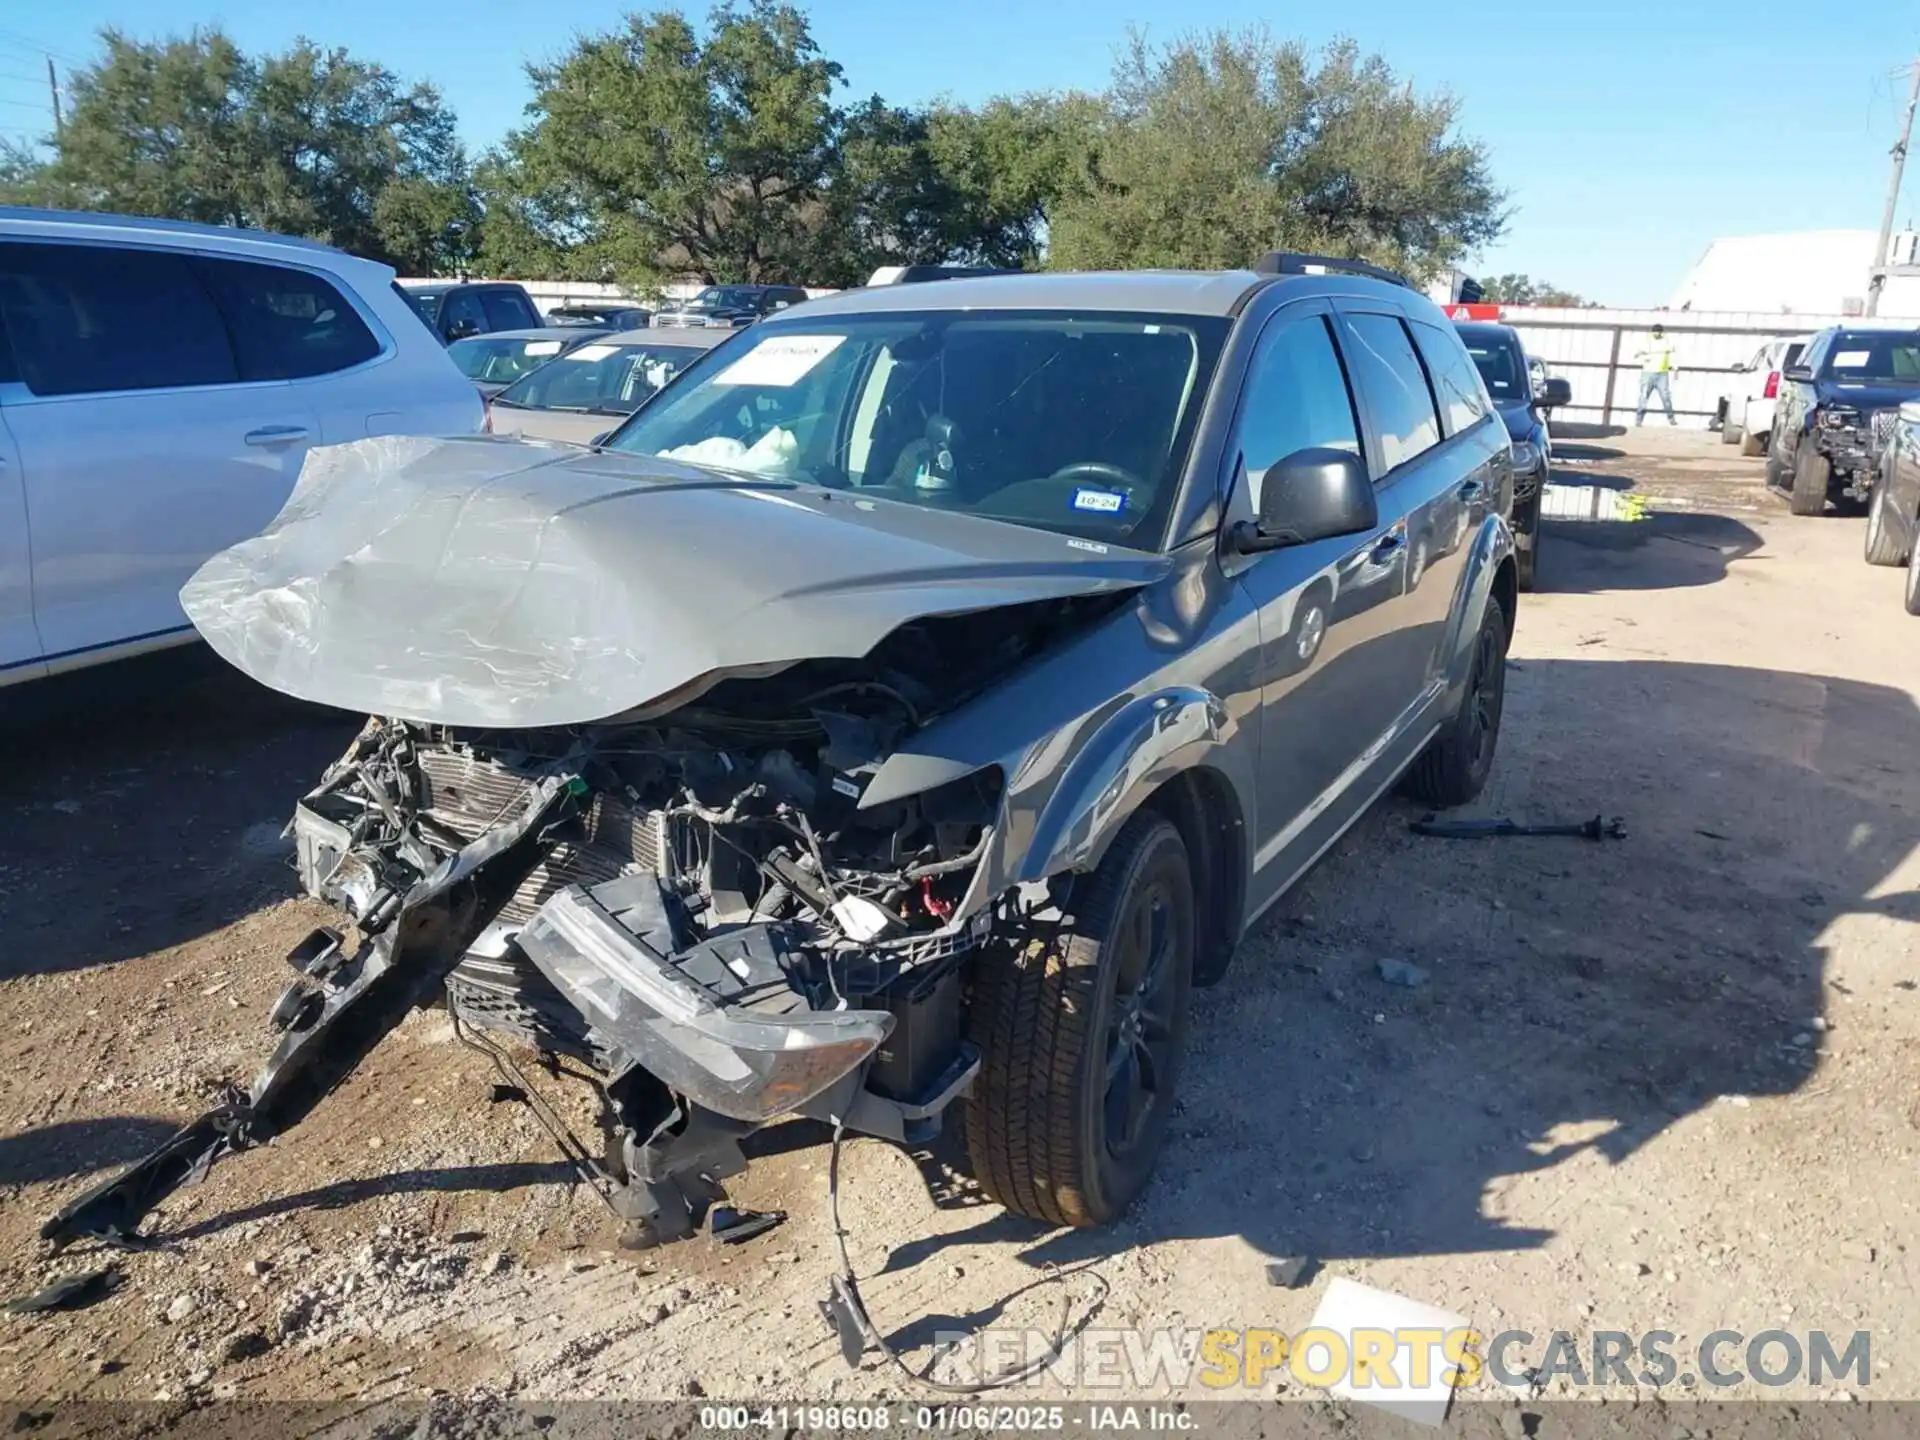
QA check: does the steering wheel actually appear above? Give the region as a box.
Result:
[1048,461,1143,492]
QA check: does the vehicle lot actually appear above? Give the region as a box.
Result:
[2,429,1918,1406]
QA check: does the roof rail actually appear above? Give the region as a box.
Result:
[867,264,1026,286]
[1253,252,1412,290]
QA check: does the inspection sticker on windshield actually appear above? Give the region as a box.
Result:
[1073,487,1126,514]
[566,343,618,362]
[714,334,845,387]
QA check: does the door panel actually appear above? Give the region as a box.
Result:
[0,408,41,682]
[7,387,315,660]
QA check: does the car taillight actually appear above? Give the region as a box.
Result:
[1764,371,1780,400]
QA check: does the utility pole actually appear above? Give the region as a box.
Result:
[45,55,61,141]
[1867,58,1920,316]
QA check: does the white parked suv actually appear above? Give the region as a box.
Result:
[1720,334,1812,457]
[0,208,483,689]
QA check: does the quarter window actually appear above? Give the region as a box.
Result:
[1343,313,1442,472]
[0,241,238,396]
[1410,320,1490,437]
[1234,314,1363,514]
[192,256,381,381]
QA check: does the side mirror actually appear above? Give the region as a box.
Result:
[1536,377,1573,409]
[1228,447,1377,555]
[1782,365,1813,383]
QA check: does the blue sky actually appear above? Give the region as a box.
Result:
[1,3,1913,304]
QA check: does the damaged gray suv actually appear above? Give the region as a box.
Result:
[45,254,1516,1255]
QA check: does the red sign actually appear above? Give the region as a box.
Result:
[1446,303,1503,321]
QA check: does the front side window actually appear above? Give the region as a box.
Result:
[0,241,237,397]
[450,334,569,384]
[193,256,381,381]
[1820,331,1920,382]
[1411,321,1491,436]
[1344,312,1442,471]
[602,310,1230,549]
[1234,314,1362,514]
[497,341,709,414]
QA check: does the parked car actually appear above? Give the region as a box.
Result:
[1455,321,1571,591]
[486,327,726,444]
[448,326,611,399]
[1720,335,1811,457]
[546,303,652,329]
[1769,325,1920,515]
[0,207,483,691]
[651,283,809,328]
[398,280,543,343]
[52,255,1519,1261]
[1862,402,1920,605]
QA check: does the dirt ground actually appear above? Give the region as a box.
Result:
[3,426,1917,1412]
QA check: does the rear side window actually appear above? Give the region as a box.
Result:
[1234,314,1363,514]
[442,289,486,336]
[1342,312,1442,472]
[0,241,237,397]
[1410,321,1490,437]
[481,289,538,330]
[193,257,381,381]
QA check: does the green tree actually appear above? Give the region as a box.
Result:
[0,28,479,274]
[923,94,1102,269]
[1477,272,1589,307]
[489,2,843,288]
[1046,30,1505,280]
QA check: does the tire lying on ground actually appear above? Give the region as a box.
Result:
[965,810,1196,1227]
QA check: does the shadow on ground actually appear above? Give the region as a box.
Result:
[0,1116,184,1189]
[1534,512,1765,595]
[0,652,357,978]
[876,655,1915,1289]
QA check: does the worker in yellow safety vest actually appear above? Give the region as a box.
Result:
[1633,324,1678,426]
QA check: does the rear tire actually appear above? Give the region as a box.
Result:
[1404,600,1508,808]
[1865,483,1906,566]
[1721,420,1742,446]
[1740,428,1767,457]
[1790,448,1831,516]
[965,812,1195,1228]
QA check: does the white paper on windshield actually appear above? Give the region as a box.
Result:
[566,344,618,362]
[524,340,563,356]
[713,334,845,387]
[1834,349,1872,367]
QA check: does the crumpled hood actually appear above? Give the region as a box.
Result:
[1815,381,1920,412]
[180,436,1166,729]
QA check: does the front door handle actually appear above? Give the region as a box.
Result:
[1371,532,1406,562]
[244,426,310,447]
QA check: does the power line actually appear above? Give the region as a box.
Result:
[0,29,87,67]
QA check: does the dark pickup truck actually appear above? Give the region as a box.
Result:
[1769,326,1920,515]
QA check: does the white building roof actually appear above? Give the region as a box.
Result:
[1670,229,1920,316]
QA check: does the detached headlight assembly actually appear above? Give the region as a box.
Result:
[1820,408,1861,430]
[1509,440,1541,471]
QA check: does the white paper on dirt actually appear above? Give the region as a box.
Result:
[712,334,845,387]
[1307,1276,1470,1428]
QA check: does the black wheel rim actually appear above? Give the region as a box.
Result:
[1464,622,1503,771]
[1102,880,1178,1161]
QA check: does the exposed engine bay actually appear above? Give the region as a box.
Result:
[40,598,1116,1255]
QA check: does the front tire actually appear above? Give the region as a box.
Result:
[1790,447,1831,516]
[1404,600,1508,808]
[1740,428,1767,457]
[1513,493,1541,592]
[1721,420,1742,446]
[1865,483,1906,566]
[965,812,1196,1228]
